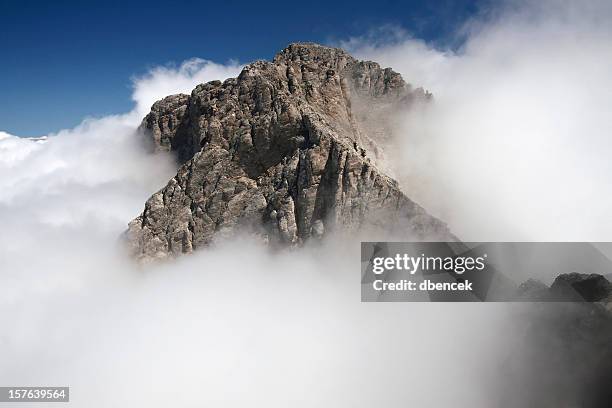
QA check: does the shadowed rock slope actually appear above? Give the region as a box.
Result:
[127,43,454,261]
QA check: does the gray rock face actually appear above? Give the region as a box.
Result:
[513,273,612,303]
[141,94,189,154]
[127,43,454,261]
[551,273,612,302]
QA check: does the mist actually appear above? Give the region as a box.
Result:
[346,0,612,242]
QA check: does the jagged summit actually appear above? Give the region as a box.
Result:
[273,42,410,97]
[143,42,427,165]
[273,42,352,62]
[127,42,452,261]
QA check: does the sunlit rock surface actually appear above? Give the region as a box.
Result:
[127,43,453,261]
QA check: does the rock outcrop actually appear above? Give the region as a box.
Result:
[126,43,454,261]
[513,273,612,303]
[551,273,612,302]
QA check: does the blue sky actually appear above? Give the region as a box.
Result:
[0,0,479,136]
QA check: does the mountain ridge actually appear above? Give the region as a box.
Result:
[126,42,455,261]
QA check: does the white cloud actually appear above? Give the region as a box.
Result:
[0,58,242,219]
[0,56,244,298]
[0,131,42,167]
[131,58,242,118]
[346,0,612,241]
[0,52,513,407]
[0,235,512,407]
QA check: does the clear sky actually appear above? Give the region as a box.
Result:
[0,0,479,136]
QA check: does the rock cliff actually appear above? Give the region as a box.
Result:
[127,43,454,261]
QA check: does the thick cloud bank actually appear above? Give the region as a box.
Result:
[347,0,612,242]
[0,55,511,407]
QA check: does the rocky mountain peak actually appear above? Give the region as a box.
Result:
[272,42,407,97]
[127,43,452,262]
[273,42,353,63]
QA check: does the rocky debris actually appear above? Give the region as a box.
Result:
[126,43,454,261]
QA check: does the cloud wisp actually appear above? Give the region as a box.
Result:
[346,0,612,242]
